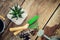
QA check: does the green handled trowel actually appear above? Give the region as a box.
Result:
[9,15,39,35]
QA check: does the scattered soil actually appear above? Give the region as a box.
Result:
[0,20,4,32]
[41,23,60,40]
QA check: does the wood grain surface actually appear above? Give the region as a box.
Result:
[0,0,60,40]
[42,6,60,40]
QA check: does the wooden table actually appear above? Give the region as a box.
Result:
[0,0,60,40]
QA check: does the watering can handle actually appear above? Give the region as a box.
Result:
[0,15,5,20]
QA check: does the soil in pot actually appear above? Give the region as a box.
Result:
[0,19,4,33]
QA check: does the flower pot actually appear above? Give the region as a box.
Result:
[7,6,28,25]
[0,19,5,34]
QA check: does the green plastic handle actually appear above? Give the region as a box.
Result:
[27,15,39,25]
[28,22,38,29]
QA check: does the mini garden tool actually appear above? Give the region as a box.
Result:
[37,30,59,40]
[13,21,39,35]
[35,4,60,40]
[37,29,50,39]
[9,15,39,35]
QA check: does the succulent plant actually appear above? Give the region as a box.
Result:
[10,4,24,20]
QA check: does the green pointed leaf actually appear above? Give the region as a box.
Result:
[16,16,18,20]
[18,8,22,13]
[19,14,22,18]
[10,7,15,12]
[15,5,18,11]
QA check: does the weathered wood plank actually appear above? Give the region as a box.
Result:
[46,6,60,27]
[38,0,60,29]
[41,6,60,40]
